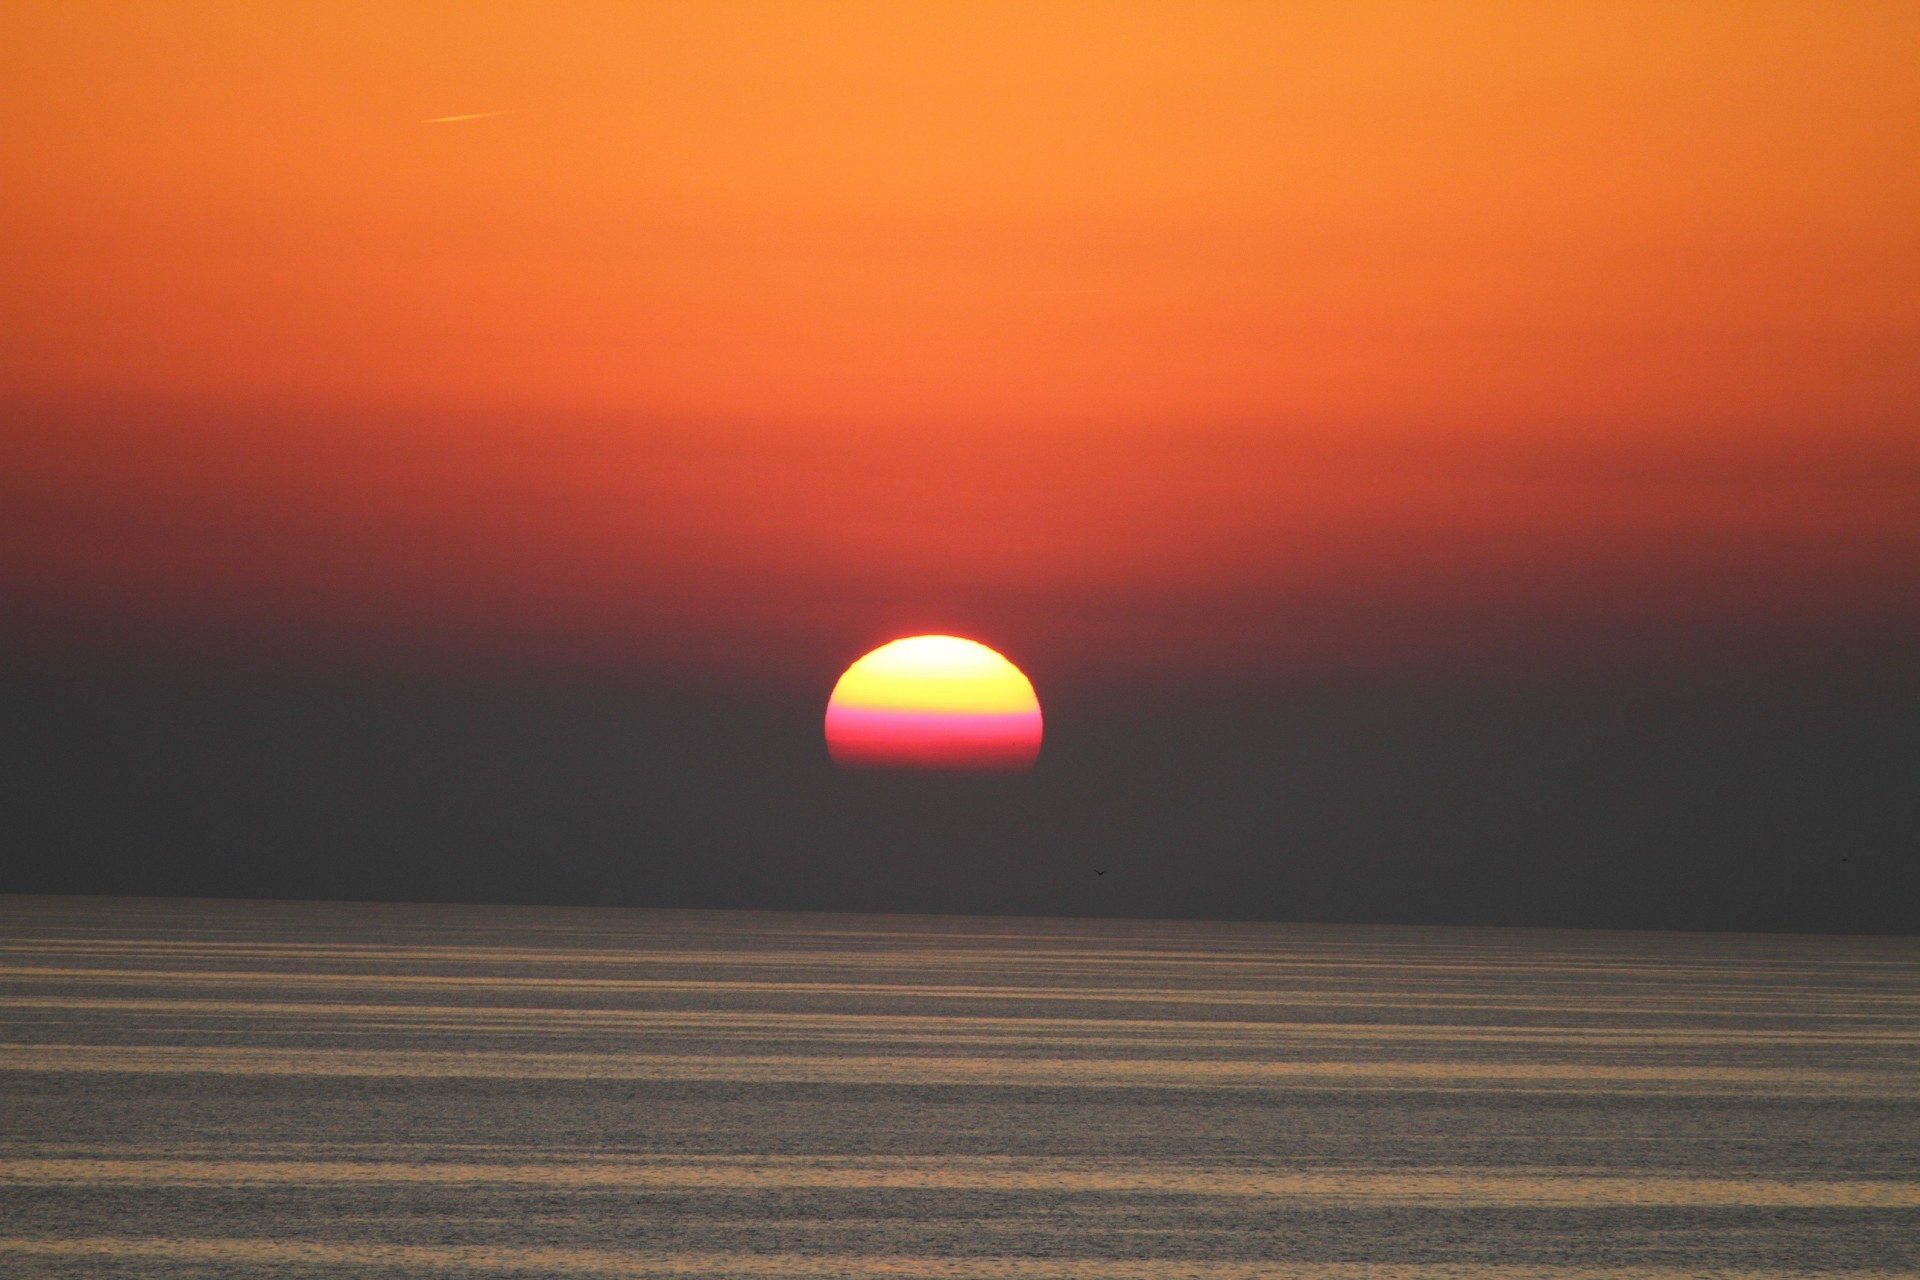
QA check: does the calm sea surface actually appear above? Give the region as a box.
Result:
[2,896,1916,1278]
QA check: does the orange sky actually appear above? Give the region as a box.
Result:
[3,3,1917,684]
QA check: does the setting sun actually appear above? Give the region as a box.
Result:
[825,636,1042,772]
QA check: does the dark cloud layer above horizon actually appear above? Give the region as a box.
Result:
[6,671,1913,935]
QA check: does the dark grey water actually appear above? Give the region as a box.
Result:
[2,896,1916,1278]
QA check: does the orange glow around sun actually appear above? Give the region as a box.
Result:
[825,637,1042,771]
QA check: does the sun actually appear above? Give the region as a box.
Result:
[824,635,1043,771]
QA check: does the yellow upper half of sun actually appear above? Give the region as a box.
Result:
[828,636,1040,716]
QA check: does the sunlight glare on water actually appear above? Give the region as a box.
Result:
[1,897,1916,1276]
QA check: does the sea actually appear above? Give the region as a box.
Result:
[2,895,1916,1278]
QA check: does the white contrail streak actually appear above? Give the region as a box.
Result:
[423,110,515,124]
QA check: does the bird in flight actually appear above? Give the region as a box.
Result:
[1093,869,1107,876]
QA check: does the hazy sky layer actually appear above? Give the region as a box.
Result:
[2,5,1915,930]
[5,2,1917,683]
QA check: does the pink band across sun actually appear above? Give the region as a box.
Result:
[825,636,1043,771]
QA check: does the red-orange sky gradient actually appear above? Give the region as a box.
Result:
[4,2,1917,687]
